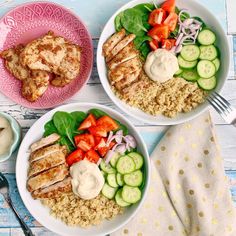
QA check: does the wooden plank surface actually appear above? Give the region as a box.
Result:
[0,0,235,235]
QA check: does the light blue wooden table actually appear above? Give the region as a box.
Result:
[0,0,236,235]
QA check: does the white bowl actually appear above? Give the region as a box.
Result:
[97,0,230,125]
[16,103,150,236]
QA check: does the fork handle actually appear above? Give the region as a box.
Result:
[5,195,34,236]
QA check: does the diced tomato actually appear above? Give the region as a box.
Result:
[77,140,92,152]
[161,39,176,50]
[66,149,84,166]
[148,8,167,27]
[78,114,96,130]
[97,141,116,157]
[149,39,159,51]
[96,116,119,132]
[94,138,106,150]
[84,149,100,163]
[88,125,107,137]
[161,0,176,13]
[163,12,178,31]
[74,134,95,148]
[148,24,169,41]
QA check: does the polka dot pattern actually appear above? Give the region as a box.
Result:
[111,112,236,236]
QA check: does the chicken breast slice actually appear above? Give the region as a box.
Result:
[28,150,66,178]
[107,42,139,70]
[102,29,126,57]
[30,133,61,153]
[108,57,141,84]
[29,144,66,163]
[27,164,69,192]
[0,45,29,81]
[115,68,141,91]
[21,70,50,102]
[106,34,136,62]
[32,177,72,199]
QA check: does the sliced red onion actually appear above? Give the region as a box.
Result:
[180,35,195,45]
[175,44,183,54]
[193,19,203,26]
[183,18,194,27]
[97,158,102,166]
[124,135,137,148]
[170,46,176,53]
[116,130,123,136]
[104,150,115,164]
[115,135,123,144]
[114,143,126,154]
[178,9,189,24]
[107,131,114,143]
[175,33,184,46]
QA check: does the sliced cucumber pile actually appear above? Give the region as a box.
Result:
[100,151,145,206]
[177,28,220,91]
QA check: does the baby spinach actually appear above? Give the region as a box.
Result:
[133,3,155,14]
[53,111,75,148]
[140,42,151,60]
[120,8,148,36]
[134,35,152,49]
[70,111,87,128]
[59,136,75,152]
[115,12,124,32]
[89,108,108,118]
[44,120,58,137]
[193,16,206,28]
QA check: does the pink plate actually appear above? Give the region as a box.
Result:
[0,1,93,109]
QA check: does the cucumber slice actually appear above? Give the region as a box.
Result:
[182,70,199,81]
[102,183,117,199]
[180,45,200,61]
[122,185,142,204]
[100,170,107,179]
[178,55,198,69]
[212,58,220,72]
[116,155,136,174]
[197,29,216,45]
[197,60,216,79]
[116,173,125,186]
[174,68,183,76]
[100,160,116,174]
[199,45,217,61]
[128,152,144,170]
[115,189,131,207]
[124,170,143,187]
[110,152,121,168]
[197,76,217,90]
[107,173,119,188]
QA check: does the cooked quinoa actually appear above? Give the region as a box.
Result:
[113,72,206,118]
[41,192,123,227]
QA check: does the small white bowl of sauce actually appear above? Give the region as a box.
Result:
[0,112,21,162]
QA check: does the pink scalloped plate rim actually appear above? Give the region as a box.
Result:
[0,1,93,109]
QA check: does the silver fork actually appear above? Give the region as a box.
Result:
[0,172,34,236]
[207,92,236,127]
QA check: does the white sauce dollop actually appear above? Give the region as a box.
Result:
[144,49,179,83]
[70,160,104,200]
[0,116,13,155]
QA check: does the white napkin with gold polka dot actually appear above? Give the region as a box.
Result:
[111,112,236,236]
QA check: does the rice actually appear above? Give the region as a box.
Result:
[41,192,123,227]
[113,72,206,118]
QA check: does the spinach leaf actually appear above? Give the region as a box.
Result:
[88,108,108,118]
[133,3,155,14]
[115,121,129,136]
[134,35,152,49]
[139,42,151,60]
[70,111,87,128]
[121,8,147,36]
[59,136,75,152]
[53,111,75,148]
[115,12,124,32]
[170,24,179,38]
[43,120,58,137]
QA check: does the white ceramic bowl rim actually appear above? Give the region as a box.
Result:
[16,102,150,236]
[97,0,230,125]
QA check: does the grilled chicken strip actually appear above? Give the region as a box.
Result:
[102,28,126,57]
[106,34,136,62]
[108,57,141,84]
[30,133,60,153]
[27,164,69,192]
[115,68,141,91]
[31,177,72,199]
[29,144,66,163]
[107,42,139,70]
[28,150,66,178]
